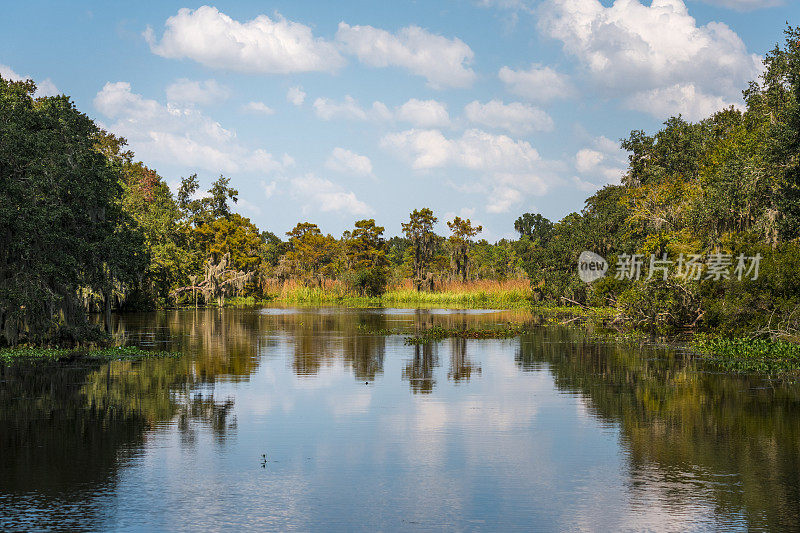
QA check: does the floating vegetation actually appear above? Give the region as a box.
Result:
[690,335,800,377]
[0,346,180,364]
[402,323,537,345]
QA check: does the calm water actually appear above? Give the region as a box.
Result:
[1,307,799,531]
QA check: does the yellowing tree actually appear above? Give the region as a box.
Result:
[285,222,338,286]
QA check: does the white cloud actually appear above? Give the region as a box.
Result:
[575,148,604,174]
[1,63,59,98]
[313,96,450,127]
[261,180,278,198]
[325,147,373,177]
[287,86,306,106]
[572,136,627,192]
[464,100,553,134]
[244,101,276,115]
[382,128,561,212]
[165,78,228,105]
[626,82,740,121]
[290,174,372,216]
[312,95,392,121]
[145,6,344,74]
[498,64,575,102]
[487,186,523,213]
[538,0,761,117]
[476,0,534,11]
[396,99,450,128]
[698,0,783,11]
[336,23,476,89]
[94,81,288,174]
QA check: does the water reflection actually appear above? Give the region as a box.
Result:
[516,329,800,531]
[0,307,798,531]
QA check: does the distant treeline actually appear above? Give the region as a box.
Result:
[0,76,525,345]
[3,26,800,345]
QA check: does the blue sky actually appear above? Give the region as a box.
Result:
[1,0,796,240]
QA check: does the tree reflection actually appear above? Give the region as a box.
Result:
[515,328,800,531]
[403,343,438,394]
[448,337,481,383]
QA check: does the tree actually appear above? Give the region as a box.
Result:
[0,77,147,344]
[172,253,253,307]
[514,213,553,242]
[97,131,191,307]
[195,213,262,272]
[344,219,389,296]
[177,174,238,227]
[401,208,438,290]
[285,222,338,286]
[447,217,482,282]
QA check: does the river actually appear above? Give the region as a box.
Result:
[1,307,798,531]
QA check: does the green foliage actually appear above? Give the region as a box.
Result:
[511,26,800,346]
[0,77,146,345]
[401,208,438,288]
[285,222,338,286]
[690,334,800,376]
[447,216,482,282]
[0,345,179,364]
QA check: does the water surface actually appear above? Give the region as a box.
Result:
[1,307,799,531]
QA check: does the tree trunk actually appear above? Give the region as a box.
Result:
[104,290,112,334]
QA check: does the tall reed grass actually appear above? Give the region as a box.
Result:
[262,278,535,308]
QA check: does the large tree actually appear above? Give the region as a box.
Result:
[344,219,389,296]
[401,208,438,290]
[285,222,338,286]
[0,77,146,344]
[447,217,482,282]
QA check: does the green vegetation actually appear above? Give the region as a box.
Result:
[272,282,534,308]
[512,26,800,344]
[0,345,179,364]
[4,25,800,361]
[403,323,535,344]
[690,335,800,376]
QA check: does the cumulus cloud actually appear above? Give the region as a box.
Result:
[625,83,738,121]
[313,96,392,121]
[336,23,476,89]
[244,101,276,115]
[538,0,761,118]
[0,63,59,98]
[312,95,449,127]
[94,81,288,174]
[382,128,562,213]
[325,147,374,177]
[165,78,228,105]
[487,187,524,214]
[572,136,627,192]
[287,86,306,106]
[498,64,575,102]
[698,0,783,10]
[464,100,553,134]
[290,174,372,216]
[396,99,450,128]
[145,6,344,74]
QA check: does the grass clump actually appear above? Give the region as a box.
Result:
[690,334,800,376]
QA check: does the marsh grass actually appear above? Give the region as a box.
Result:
[255,278,536,309]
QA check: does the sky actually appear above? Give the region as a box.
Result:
[1,0,797,240]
